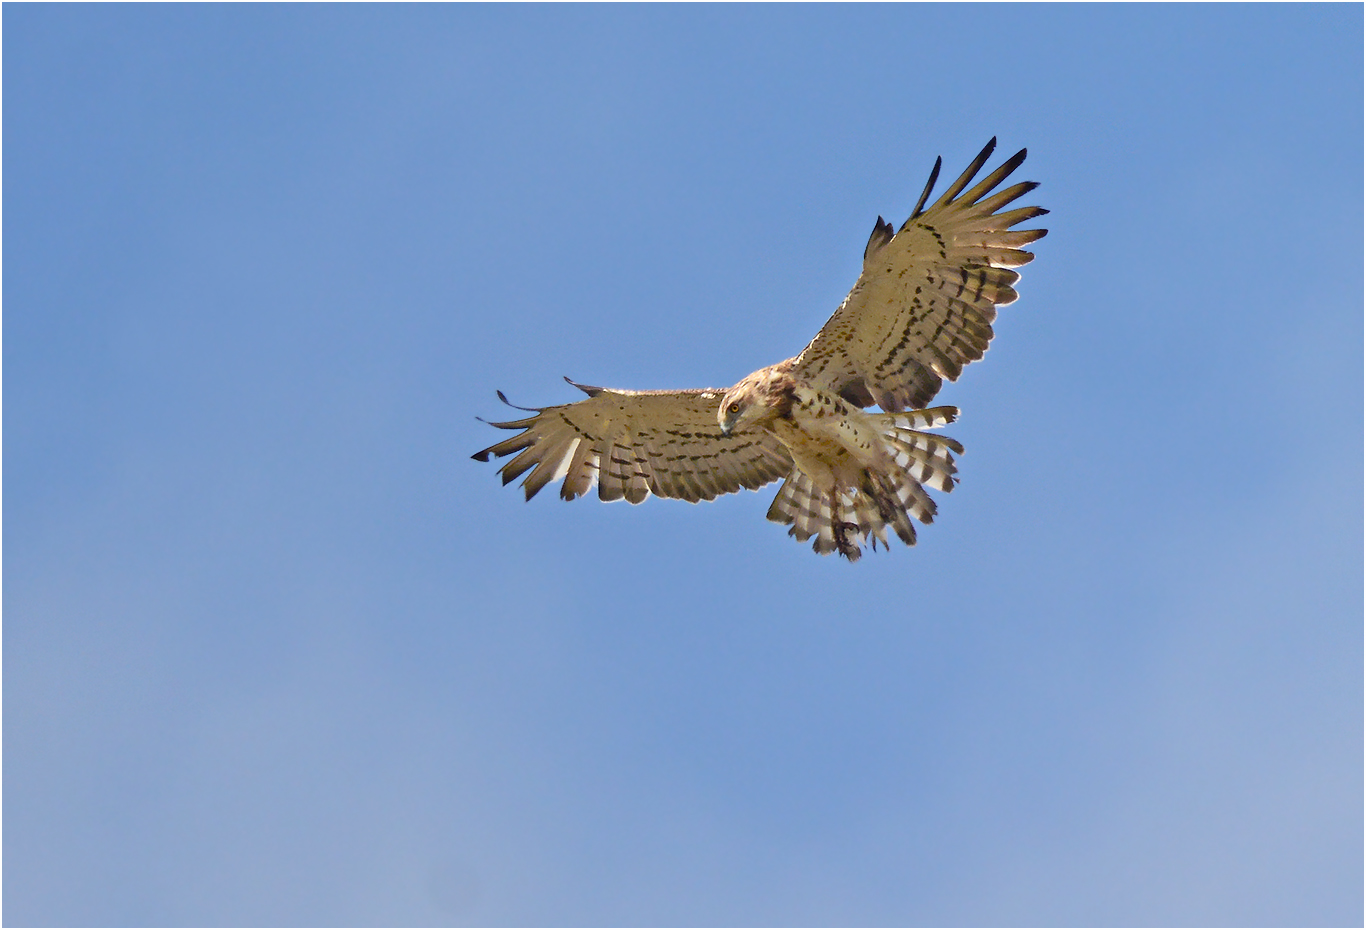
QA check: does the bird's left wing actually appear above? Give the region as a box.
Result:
[472,379,794,504]
[792,138,1048,412]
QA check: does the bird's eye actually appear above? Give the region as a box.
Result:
[728,402,741,414]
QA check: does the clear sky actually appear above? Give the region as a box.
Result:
[5,5,1361,926]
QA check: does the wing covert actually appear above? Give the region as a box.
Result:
[472,381,794,504]
[794,138,1048,412]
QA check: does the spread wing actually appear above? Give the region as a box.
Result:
[472,379,794,504]
[793,138,1048,412]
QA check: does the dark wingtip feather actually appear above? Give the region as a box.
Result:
[471,449,492,462]
[908,156,943,222]
[496,390,540,413]
[864,215,895,259]
[564,376,604,397]
[932,138,999,208]
[996,147,1029,179]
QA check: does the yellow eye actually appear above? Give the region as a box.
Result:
[728,402,741,414]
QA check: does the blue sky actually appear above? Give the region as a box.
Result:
[5,5,1361,926]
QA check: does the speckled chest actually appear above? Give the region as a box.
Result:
[768,386,880,474]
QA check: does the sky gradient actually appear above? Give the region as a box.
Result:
[6,5,1362,926]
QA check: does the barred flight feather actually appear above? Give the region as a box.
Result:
[974,184,1042,218]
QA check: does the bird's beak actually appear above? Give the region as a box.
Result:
[719,423,733,437]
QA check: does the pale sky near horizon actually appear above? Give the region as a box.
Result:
[6,4,1362,926]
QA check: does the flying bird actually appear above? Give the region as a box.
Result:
[473,139,1047,561]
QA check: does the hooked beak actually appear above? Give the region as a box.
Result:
[719,422,733,437]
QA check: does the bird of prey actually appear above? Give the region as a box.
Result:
[473,139,1047,561]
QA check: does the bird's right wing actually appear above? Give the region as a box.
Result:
[793,138,1048,412]
[472,379,794,504]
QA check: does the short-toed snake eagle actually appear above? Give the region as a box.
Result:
[473,139,1047,560]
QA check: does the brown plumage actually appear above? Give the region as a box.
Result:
[473,139,1047,560]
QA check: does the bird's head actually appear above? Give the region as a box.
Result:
[717,361,795,436]
[717,387,751,436]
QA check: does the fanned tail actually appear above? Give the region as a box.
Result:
[765,406,962,561]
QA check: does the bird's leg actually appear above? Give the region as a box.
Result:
[830,485,862,561]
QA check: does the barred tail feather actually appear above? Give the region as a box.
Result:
[764,408,962,561]
[766,469,825,543]
[883,405,959,430]
[767,468,930,561]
